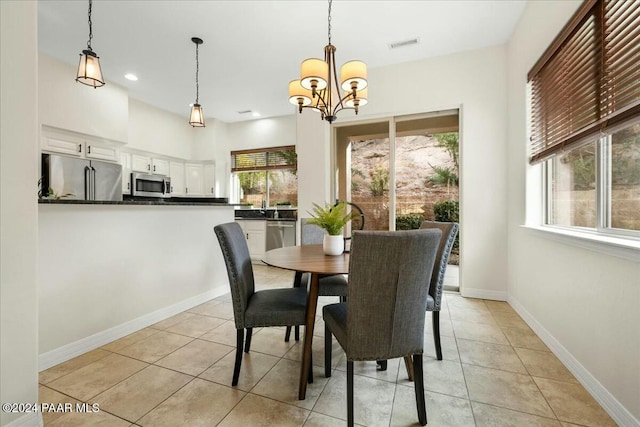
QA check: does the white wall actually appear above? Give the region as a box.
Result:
[38,205,233,357]
[296,112,331,216]
[296,45,510,299]
[39,54,129,143]
[193,119,229,197]
[507,1,640,424]
[128,97,193,159]
[1,1,40,426]
[225,115,296,151]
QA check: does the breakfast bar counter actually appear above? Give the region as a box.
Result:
[38,202,234,369]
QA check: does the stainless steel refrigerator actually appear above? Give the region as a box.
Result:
[41,153,122,201]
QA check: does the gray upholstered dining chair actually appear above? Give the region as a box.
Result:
[323,229,442,427]
[214,222,308,386]
[284,218,348,342]
[421,220,459,360]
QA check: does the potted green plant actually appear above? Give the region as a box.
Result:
[307,201,355,255]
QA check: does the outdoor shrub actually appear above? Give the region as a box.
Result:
[433,200,459,222]
[368,166,389,196]
[434,200,460,251]
[396,214,423,230]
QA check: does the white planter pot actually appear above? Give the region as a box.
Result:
[323,234,344,256]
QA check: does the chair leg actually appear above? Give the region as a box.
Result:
[376,360,387,371]
[413,354,427,426]
[244,327,253,353]
[432,311,443,360]
[325,323,332,377]
[284,272,305,343]
[347,360,354,427]
[294,325,300,341]
[308,353,314,383]
[403,356,414,382]
[232,329,244,387]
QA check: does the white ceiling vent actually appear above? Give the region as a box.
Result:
[389,38,419,49]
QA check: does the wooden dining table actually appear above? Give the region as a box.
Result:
[262,244,350,400]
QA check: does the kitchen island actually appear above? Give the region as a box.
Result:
[38,200,234,370]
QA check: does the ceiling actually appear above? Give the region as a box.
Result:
[38,0,527,123]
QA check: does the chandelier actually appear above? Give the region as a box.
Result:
[189,37,205,127]
[76,0,105,88]
[288,0,368,123]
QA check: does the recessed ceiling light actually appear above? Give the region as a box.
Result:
[124,73,138,81]
[252,111,261,117]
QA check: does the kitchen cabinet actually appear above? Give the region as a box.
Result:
[131,154,152,173]
[120,152,132,194]
[152,158,170,176]
[41,133,83,157]
[169,161,185,196]
[41,129,120,163]
[85,143,119,162]
[132,155,170,175]
[203,162,216,196]
[236,220,266,260]
[185,163,204,196]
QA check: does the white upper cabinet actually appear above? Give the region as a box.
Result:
[152,158,170,176]
[131,154,170,176]
[170,161,185,196]
[41,126,120,163]
[86,143,119,162]
[131,154,152,173]
[120,152,132,194]
[185,163,204,196]
[41,133,83,157]
[203,163,216,196]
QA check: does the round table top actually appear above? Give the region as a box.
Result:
[262,245,350,275]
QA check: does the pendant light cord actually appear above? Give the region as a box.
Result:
[327,0,332,45]
[195,43,200,104]
[87,0,93,51]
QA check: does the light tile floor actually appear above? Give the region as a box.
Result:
[38,265,617,426]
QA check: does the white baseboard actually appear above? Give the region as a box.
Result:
[508,296,640,427]
[38,286,227,371]
[461,287,507,301]
[4,412,42,427]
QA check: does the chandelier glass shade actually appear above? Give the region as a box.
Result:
[288,0,368,123]
[189,37,205,127]
[76,0,105,88]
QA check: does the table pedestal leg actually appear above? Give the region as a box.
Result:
[299,272,319,400]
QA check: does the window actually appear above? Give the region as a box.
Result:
[230,146,298,207]
[530,0,640,237]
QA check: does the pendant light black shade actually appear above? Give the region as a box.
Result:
[76,0,105,88]
[189,37,205,127]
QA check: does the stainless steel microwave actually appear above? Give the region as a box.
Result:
[131,172,171,198]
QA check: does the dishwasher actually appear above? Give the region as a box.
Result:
[266,220,297,250]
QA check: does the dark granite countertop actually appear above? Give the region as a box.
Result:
[234,217,297,222]
[39,196,232,206]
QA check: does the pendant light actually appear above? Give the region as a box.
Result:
[189,37,205,127]
[76,0,105,88]
[288,0,368,123]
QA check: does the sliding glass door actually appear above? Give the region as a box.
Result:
[334,110,460,288]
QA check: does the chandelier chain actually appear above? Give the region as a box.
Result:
[195,43,200,104]
[87,0,93,50]
[327,0,332,45]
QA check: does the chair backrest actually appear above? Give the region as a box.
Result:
[214,222,255,329]
[300,218,325,245]
[346,229,441,361]
[420,221,459,311]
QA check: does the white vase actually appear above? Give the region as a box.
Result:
[323,234,344,256]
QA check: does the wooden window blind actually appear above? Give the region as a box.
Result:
[230,146,297,172]
[528,0,640,164]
